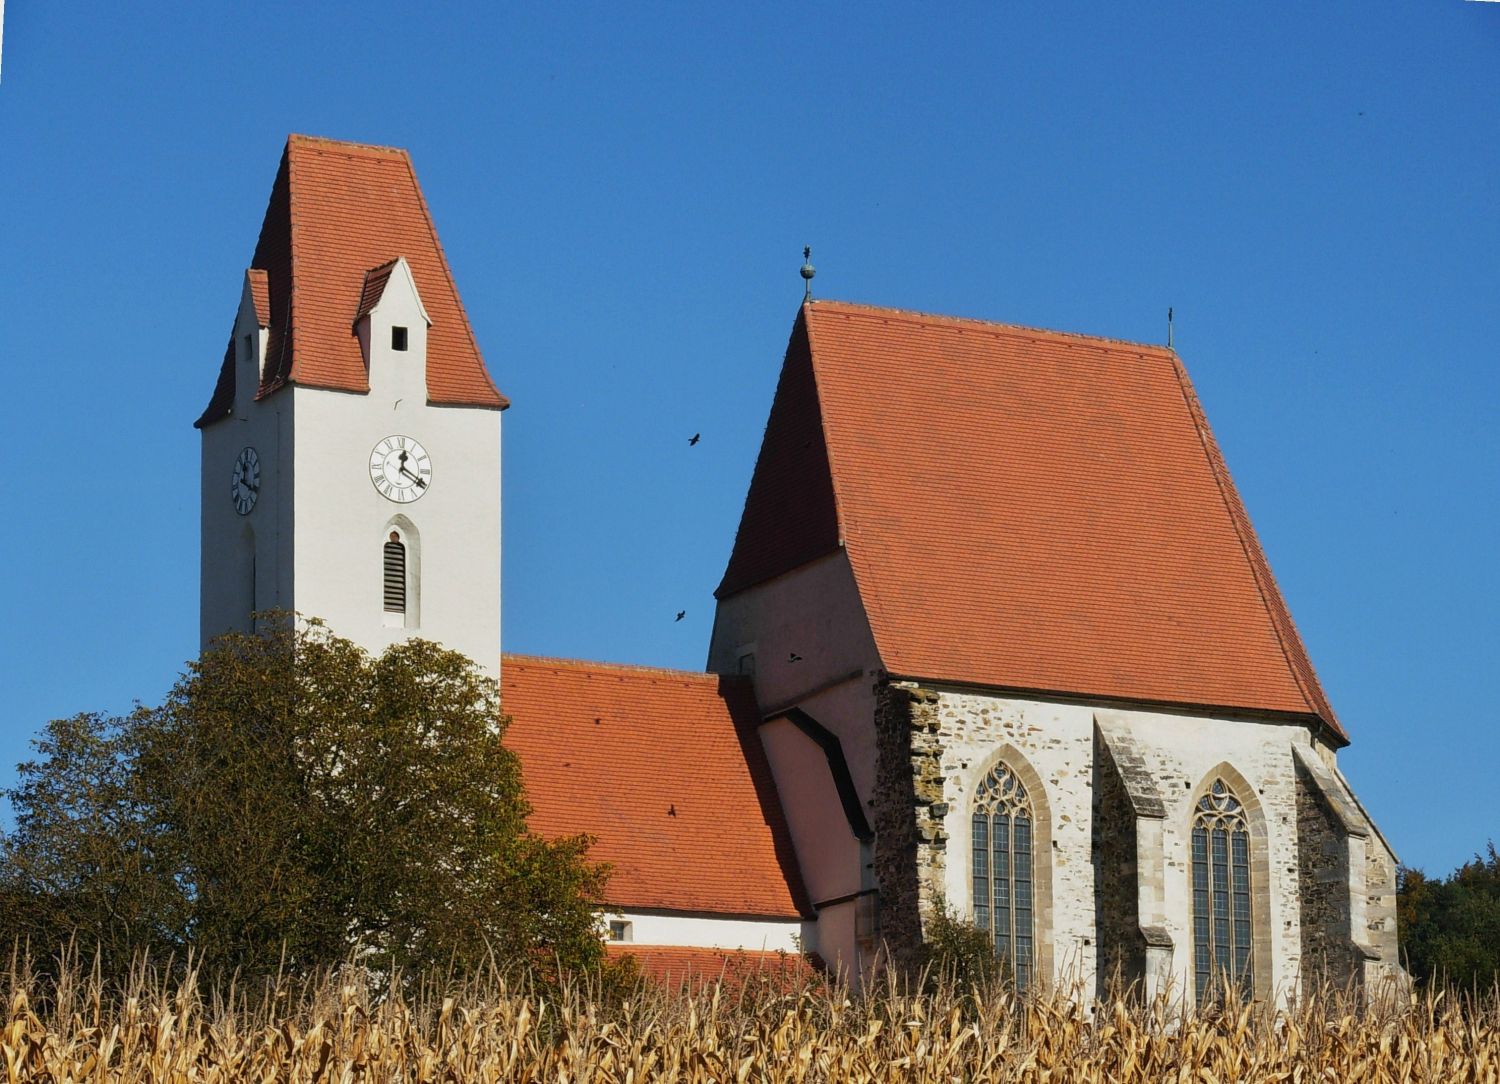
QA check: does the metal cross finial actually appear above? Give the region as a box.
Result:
[800,246,815,301]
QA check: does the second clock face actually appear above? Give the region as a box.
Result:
[231,446,260,515]
[369,435,432,503]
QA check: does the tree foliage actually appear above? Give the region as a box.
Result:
[1399,843,1500,990]
[0,618,607,981]
[922,896,1011,990]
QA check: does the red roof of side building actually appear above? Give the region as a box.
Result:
[605,944,821,988]
[718,301,1345,744]
[196,135,506,427]
[501,655,811,919]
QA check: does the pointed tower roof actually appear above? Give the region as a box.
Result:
[196,135,507,427]
[718,300,1345,744]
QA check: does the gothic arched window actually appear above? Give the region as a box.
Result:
[1191,778,1254,1001]
[383,531,407,614]
[971,762,1035,987]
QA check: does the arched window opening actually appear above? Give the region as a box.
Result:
[1192,778,1254,1001]
[972,762,1035,988]
[383,531,406,614]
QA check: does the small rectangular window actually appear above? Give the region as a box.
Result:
[391,326,409,351]
[607,920,632,942]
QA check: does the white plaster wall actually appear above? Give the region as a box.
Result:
[813,899,860,980]
[934,689,1316,1003]
[709,550,878,710]
[605,910,805,952]
[759,717,861,905]
[291,389,500,678]
[201,285,293,645]
[709,550,882,973]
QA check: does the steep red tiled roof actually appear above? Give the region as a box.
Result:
[719,301,1345,743]
[246,268,270,327]
[354,259,399,323]
[502,655,811,918]
[196,135,506,427]
[605,944,820,989]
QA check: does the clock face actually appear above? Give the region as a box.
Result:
[231,446,260,515]
[369,435,433,503]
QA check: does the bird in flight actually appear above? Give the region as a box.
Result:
[788,651,803,663]
[675,610,686,622]
[688,433,701,446]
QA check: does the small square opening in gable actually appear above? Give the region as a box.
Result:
[392,326,409,351]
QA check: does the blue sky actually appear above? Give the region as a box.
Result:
[0,2,1495,875]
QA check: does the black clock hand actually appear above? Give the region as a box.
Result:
[399,465,427,488]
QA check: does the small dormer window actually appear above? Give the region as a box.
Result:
[391,326,409,351]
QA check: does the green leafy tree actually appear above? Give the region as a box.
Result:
[923,896,1011,990]
[0,710,185,971]
[1399,843,1500,990]
[1,617,607,981]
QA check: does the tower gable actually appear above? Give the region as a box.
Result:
[231,269,271,417]
[354,257,431,404]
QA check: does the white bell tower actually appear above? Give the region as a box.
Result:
[197,135,506,680]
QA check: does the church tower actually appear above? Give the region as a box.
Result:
[196,135,506,678]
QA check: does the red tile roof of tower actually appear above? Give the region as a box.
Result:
[246,268,270,327]
[718,300,1345,744]
[196,135,506,427]
[501,655,811,918]
[354,259,399,323]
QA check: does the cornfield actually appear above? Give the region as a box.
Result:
[4,958,1499,1082]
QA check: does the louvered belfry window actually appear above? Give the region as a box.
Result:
[383,532,406,613]
[971,762,1035,988]
[1191,778,1253,1002]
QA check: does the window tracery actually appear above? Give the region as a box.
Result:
[1191,777,1254,1001]
[971,761,1035,988]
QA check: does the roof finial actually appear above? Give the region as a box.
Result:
[801,246,815,301]
[1167,306,1174,349]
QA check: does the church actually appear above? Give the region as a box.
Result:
[197,134,1402,1003]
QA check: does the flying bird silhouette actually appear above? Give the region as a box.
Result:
[788,651,803,663]
[688,433,700,446]
[675,610,686,622]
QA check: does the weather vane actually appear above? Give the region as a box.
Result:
[801,246,815,301]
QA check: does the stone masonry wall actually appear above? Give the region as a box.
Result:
[1364,840,1404,993]
[934,692,1311,1001]
[1294,759,1359,991]
[872,681,944,972]
[1092,732,1144,993]
[871,678,1384,1006]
